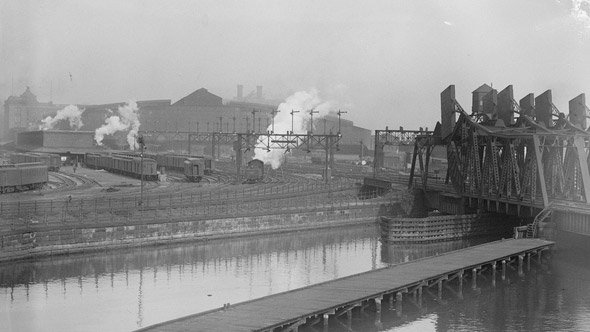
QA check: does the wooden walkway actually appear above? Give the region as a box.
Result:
[136,238,553,332]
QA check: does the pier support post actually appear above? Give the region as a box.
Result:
[438,280,443,300]
[389,293,394,310]
[418,287,423,308]
[347,310,352,328]
[538,250,542,264]
[472,268,477,290]
[527,252,531,271]
[322,313,329,332]
[492,262,497,287]
[458,271,464,300]
[502,260,507,281]
[518,254,524,277]
[396,292,403,316]
[374,297,382,328]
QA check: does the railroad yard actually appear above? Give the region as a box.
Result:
[0,158,391,230]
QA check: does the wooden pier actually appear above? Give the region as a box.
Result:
[136,238,553,332]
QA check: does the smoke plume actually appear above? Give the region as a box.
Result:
[39,105,84,130]
[94,100,141,149]
[254,89,334,169]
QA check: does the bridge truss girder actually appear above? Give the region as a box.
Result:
[374,129,433,176]
[412,97,590,211]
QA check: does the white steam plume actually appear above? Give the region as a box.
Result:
[39,105,84,130]
[94,100,141,149]
[254,89,334,169]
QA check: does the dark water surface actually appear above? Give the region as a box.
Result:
[1,224,589,332]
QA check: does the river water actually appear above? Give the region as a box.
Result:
[1,224,589,332]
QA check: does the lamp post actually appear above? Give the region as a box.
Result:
[290,110,299,133]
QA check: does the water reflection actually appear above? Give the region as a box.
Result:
[1,224,383,332]
[2,225,589,332]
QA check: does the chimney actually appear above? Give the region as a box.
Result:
[237,85,243,100]
[256,86,262,99]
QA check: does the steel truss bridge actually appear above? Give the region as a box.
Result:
[405,85,590,238]
[137,131,341,181]
[373,128,433,177]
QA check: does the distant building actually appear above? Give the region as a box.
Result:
[4,85,372,156]
[16,130,101,156]
[3,87,65,141]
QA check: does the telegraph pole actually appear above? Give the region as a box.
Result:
[137,134,145,206]
[309,109,319,134]
[290,110,300,133]
[271,109,280,133]
[244,117,250,132]
[337,110,347,134]
[252,109,260,133]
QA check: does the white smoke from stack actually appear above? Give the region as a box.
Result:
[94,100,141,149]
[254,89,334,169]
[39,105,84,130]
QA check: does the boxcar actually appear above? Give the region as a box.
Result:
[84,153,158,180]
[111,155,158,180]
[244,159,264,183]
[0,163,48,193]
[11,152,61,171]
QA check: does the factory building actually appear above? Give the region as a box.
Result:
[4,85,372,160]
[2,87,66,141]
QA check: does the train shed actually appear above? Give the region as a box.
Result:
[15,130,105,163]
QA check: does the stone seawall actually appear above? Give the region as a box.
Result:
[0,203,384,262]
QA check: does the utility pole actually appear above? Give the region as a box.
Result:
[232,116,237,133]
[252,109,260,133]
[290,110,300,133]
[244,117,250,132]
[309,109,319,134]
[337,110,347,134]
[218,116,223,132]
[271,109,281,133]
[137,134,145,206]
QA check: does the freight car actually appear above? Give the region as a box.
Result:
[111,152,214,177]
[84,153,158,180]
[153,153,214,174]
[0,163,48,193]
[11,152,61,171]
[183,157,207,182]
[243,159,264,183]
[112,155,158,180]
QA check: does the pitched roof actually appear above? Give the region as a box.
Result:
[173,88,223,106]
[472,84,493,94]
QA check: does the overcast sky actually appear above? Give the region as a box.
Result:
[2,0,590,131]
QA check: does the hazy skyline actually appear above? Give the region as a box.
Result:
[2,0,590,131]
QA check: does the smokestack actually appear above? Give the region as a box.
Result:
[237,85,243,100]
[257,86,263,99]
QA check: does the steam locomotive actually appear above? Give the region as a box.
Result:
[243,159,264,183]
